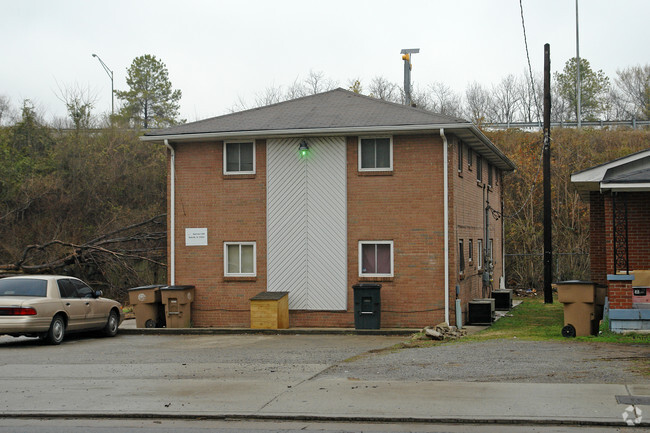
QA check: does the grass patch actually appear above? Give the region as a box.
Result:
[463,296,650,345]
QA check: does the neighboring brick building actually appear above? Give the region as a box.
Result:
[572,148,650,331]
[143,89,515,328]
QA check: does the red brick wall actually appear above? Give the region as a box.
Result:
[602,192,650,275]
[450,137,505,324]
[589,192,607,285]
[596,192,650,309]
[169,140,267,327]
[608,280,634,309]
[167,134,508,328]
[344,134,446,327]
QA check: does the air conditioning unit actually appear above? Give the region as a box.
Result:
[468,298,495,325]
[491,289,513,311]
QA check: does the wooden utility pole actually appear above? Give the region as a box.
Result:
[543,43,553,304]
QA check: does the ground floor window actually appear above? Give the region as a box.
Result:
[359,241,393,277]
[224,242,256,276]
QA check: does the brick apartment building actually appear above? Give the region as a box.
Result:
[572,148,650,331]
[143,89,516,328]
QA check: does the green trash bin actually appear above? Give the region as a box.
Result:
[352,283,381,329]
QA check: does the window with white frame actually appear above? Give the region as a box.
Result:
[476,155,483,182]
[477,239,483,270]
[359,137,392,171]
[459,239,465,274]
[224,242,256,276]
[359,241,393,277]
[468,239,473,263]
[224,141,255,174]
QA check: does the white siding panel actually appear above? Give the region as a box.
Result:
[306,137,347,310]
[267,137,347,310]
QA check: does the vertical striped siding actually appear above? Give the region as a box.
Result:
[267,137,347,310]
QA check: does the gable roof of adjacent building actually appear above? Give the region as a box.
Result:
[142,88,515,171]
[571,148,650,199]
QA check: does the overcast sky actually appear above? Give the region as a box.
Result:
[2,0,649,123]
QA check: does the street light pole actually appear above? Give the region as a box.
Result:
[92,53,114,115]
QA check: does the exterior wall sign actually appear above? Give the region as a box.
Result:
[185,228,208,246]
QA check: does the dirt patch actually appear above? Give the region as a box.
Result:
[319,339,650,384]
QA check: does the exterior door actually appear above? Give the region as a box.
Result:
[57,279,89,331]
[267,137,347,310]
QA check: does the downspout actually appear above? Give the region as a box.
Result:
[164,139,175,286]
[440,129,450,325]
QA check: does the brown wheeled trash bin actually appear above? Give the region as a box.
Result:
[556,280,597,337]
[128,285,165,328]
[160,285,195,328]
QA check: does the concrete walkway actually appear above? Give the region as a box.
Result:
[0,323,647,428]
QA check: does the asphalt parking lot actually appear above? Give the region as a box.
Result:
[1,332,649,426]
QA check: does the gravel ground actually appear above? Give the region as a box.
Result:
[318,339,650,384]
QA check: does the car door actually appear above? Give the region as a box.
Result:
[57,279,89,331]
[71,279,105,328]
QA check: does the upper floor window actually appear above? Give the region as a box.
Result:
[476,155,483,183]
[458,140,464,173]
[224,141,255,174]
[468,147,473,169]
[359,137,392,171]
[488,163,493,187]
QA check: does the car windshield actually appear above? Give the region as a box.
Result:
[0,279,48,297]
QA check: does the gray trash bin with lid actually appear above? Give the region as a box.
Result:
[128,284,165,328]
[352,283,381,329]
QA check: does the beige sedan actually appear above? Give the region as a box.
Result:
[0,275,124,344]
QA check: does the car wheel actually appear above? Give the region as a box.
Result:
[103,310,119,337]
[46,315,65,345]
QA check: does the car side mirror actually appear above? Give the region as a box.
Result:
[94,290,103,298]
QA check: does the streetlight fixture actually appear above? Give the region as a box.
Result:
[92,53,114,115]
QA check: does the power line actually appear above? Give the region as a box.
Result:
[519,0,541,123]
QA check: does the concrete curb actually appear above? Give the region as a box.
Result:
[0,412,644,427]
[118,326,420,336]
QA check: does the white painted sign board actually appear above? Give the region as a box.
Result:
[185,228,208,246]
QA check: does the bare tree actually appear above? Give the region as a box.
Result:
[304,70,338,95]
[0,94,15,126]
[55,82,98,130]
[490,74,520,126]
[516,70,542,123]
[285,77,307,100]
[613,64,650,120]
[464,81,492,124]
[428,82,462,117]
[254,84,283,107]
[368,76,399,102]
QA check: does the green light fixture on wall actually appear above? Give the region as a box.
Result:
[299,140,309,157]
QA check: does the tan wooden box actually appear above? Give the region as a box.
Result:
[250,291,289,329]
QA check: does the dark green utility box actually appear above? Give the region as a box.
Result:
[352,283,381,329]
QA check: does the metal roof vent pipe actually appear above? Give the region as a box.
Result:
[400,48,419,107]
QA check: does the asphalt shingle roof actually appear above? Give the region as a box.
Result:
[143,88,515,170]
[145,88,468,137]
